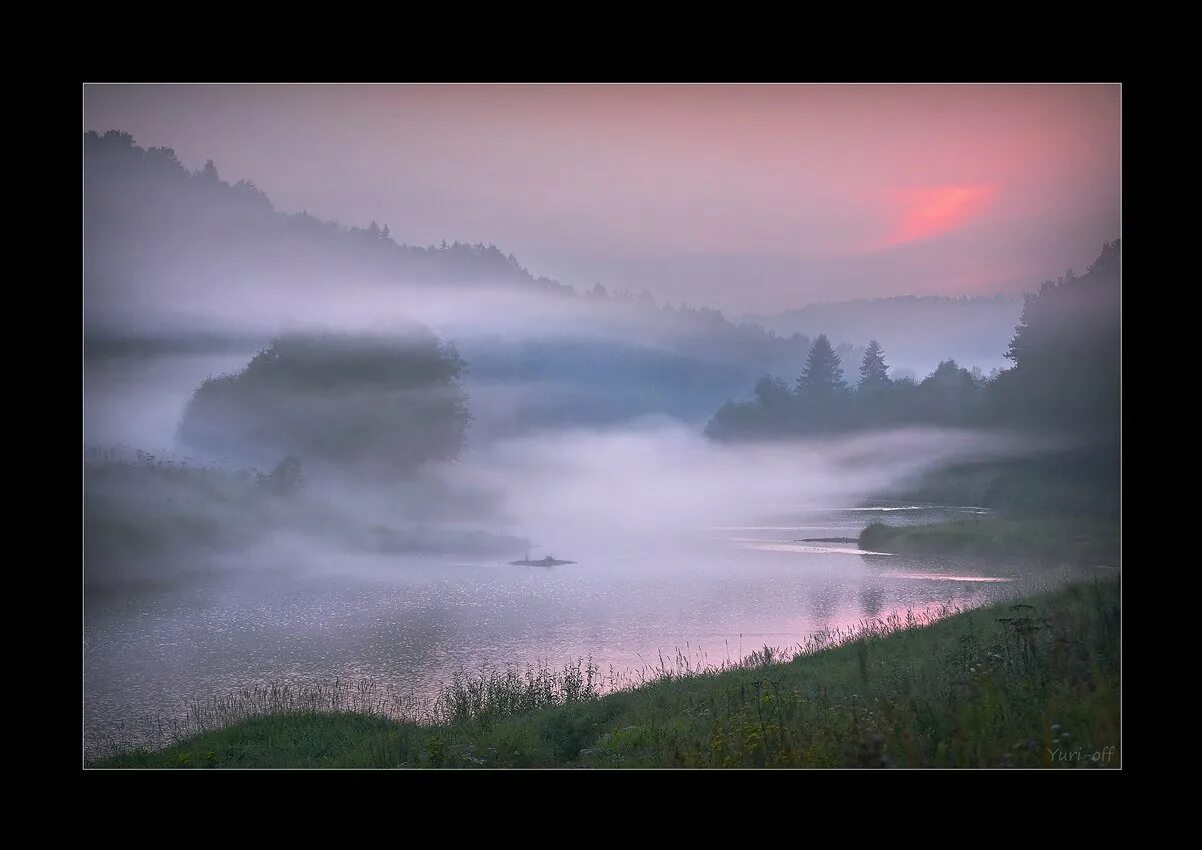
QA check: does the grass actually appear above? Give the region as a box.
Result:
[91,578,1120,768]
[860,517,1120,564]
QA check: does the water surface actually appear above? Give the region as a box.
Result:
[84,503,1092,755]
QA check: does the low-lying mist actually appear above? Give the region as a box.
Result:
[85,416,1040,590]
[435,423,1038,543]
[86,283,807,449]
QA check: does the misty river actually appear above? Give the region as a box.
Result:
[80,87,1122,770]
[84,503,1096,756]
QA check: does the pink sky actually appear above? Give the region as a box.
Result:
[83,83,1120,313]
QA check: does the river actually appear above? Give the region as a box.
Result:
[83,502,1094,757]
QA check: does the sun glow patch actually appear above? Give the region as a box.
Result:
[884,184,997,247]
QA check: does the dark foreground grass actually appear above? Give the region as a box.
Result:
[93,578,1120,768]
[860,517,1120,565]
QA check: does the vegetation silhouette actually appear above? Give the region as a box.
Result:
[706,241,1120,518]
[707,240,1119,448]
[177,329,470,480]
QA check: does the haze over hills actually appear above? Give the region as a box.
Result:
[87,128,1050,446]
[83,130,817,436]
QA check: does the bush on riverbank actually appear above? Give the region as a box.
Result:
[92,578,1120,768]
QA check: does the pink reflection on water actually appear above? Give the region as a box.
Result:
[734,541,896,556]
[584,594,996,696]
[883,573,1014,583]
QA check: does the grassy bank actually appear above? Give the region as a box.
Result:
[93,578,1120,768]
[890,452,1121,521]
[860,517,1120,564]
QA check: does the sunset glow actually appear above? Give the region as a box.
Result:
[885,184,999,247]
[84,83,1120,310]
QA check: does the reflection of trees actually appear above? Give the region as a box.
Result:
[806,582,841,625]
[858,584,885,619]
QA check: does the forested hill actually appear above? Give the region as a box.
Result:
[84,130,815,364]
[84,129,571,300]
[85,129,1047,434]
[84,129,830,432]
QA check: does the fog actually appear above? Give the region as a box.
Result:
[85,353,1041,588]
[81,101,1118,764]
[439,424,1030,543]
[85,351,255,451]
[81,124,1084,598]
[82,122,1057,591]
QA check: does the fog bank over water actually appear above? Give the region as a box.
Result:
[85,401,1040,591]
[85,351,256,453]
[254,423,1040,584]
[433,424,1038,547]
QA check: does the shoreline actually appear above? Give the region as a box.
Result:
[859,516,1120,565]
[91,576,1121,768]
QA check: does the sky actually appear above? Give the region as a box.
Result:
[83,83,1120,314]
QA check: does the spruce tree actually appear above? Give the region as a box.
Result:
[796,334,847,396]
[858,339,891,392]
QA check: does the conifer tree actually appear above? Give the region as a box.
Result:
[858,339,891,392]
[796,334,847,396]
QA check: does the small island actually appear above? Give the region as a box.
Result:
[509,553,576,567]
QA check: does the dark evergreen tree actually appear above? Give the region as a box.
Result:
[993,239,1120,442]
[795,334,847,397]
[858,339,891,392]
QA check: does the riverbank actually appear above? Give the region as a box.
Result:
[92,578,1120,768]
[859,517,1120,564]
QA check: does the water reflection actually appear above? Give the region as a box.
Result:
[858,584,885,619]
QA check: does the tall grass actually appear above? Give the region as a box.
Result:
[91,579,1120,767]
[87,604,959,762]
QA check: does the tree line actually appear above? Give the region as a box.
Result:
[706,240,1120,447]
